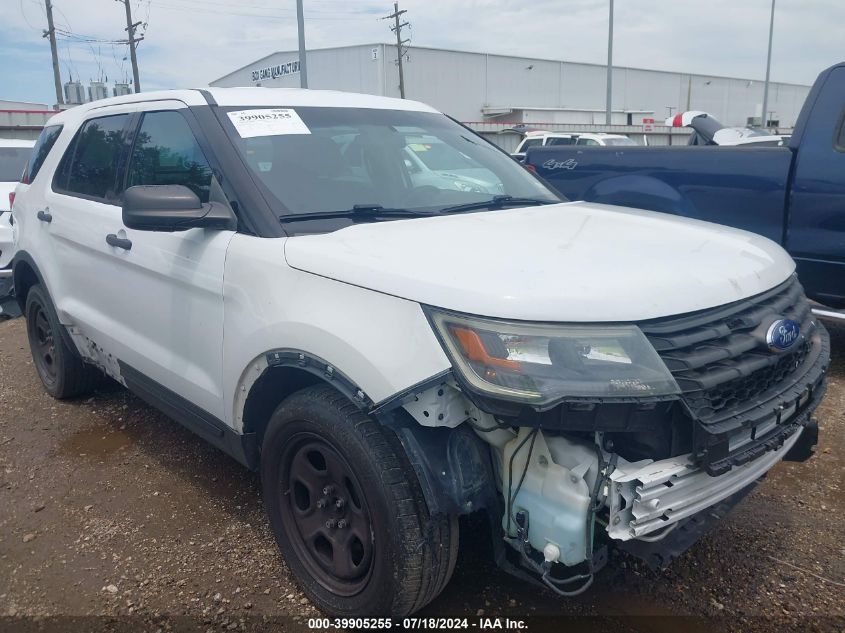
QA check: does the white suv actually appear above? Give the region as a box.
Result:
[511,131,636,161]
[1,138,36,313]
[10,88,828,617]
[0,138,35,276]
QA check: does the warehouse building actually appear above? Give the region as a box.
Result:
[211,43,811,131]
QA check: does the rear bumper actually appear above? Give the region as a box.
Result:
[607,421,805,541]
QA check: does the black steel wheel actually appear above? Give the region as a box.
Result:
[261,385,458,617]
[24,284,99,399]
[280,434,374,595]
[29,300,58,386]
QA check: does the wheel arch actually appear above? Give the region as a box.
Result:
[12,250,46,312]
[237,349,374,456]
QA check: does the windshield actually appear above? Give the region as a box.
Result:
[0,147,32,182]
[222,107,560,218]
[603,137,637,146]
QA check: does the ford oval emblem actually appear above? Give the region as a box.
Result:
[765,318,801,352]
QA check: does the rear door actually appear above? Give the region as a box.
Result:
[787,65,845,305]
[45,111,133,333]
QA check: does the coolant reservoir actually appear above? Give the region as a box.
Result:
[502,428,594,566]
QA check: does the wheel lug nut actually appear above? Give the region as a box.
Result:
[316,498,328,509]
[335,498,345,509]
[322,485,335,495]
[337,519,348,529]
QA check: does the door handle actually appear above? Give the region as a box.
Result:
[36,210,52,223]
[106,234,132,250]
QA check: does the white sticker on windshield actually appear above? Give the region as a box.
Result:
[227,108,311,138]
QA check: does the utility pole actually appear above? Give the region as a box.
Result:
[383,2,409,98]
[761,0,775,128]
[296,0,308,88]
[605,0,614,125]
[117,0,142,92]
[43,0,63,105]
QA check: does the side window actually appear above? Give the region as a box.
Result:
[546,137,574,146]
[127,111,213,203]
[22,125,63,183]
[577,138,599,146]
[56,114,129,200]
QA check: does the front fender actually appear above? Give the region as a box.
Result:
[223,234,452,430]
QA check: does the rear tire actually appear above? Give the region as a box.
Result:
[25,284,99,399]
[261,384,458,616]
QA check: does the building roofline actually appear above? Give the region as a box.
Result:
[210,42,812,89]
[211,43,388,85]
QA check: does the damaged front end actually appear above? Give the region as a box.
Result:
[377,276,828,594]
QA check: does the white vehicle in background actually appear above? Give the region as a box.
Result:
[1,139,36,274]
[512,131,636,161]
[666,111,790,146]
[403,136,503,194]
[0,138,35,316]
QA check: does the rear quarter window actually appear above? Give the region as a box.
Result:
[22,125,63,184]
[546,137,575,146]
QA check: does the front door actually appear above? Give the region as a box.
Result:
[103,107,235,421]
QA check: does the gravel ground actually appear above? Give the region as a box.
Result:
[0,316,843,632]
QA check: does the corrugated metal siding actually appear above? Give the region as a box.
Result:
[211,44,811,127]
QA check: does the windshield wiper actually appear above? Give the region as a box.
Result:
[279,204,436,224]
[439,195,559,215]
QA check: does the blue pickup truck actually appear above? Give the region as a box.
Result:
[528,62,845,309]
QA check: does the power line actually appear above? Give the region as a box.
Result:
[382,2,410,99]
[150,0,375,15]
[145,0,373,20]
[19,0,41,31]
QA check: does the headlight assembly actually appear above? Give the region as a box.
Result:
[427,309,680,405]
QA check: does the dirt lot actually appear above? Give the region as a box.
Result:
[1,315,843,632]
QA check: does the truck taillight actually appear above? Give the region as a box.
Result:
[8,192,15,209]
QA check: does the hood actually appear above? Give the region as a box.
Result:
[283,202,795,322]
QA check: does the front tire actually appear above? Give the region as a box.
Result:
[25,284,98,399]
[261,385,458,616]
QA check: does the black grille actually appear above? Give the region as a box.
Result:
[640,275,828,475]
[695,339,811,416]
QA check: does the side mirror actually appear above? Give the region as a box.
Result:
[122,184,236,232]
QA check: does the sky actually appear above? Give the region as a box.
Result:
[2,0,843,107]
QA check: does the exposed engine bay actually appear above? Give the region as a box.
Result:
[391,376,821,595]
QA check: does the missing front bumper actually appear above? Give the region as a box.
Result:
[607,424,803,541]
